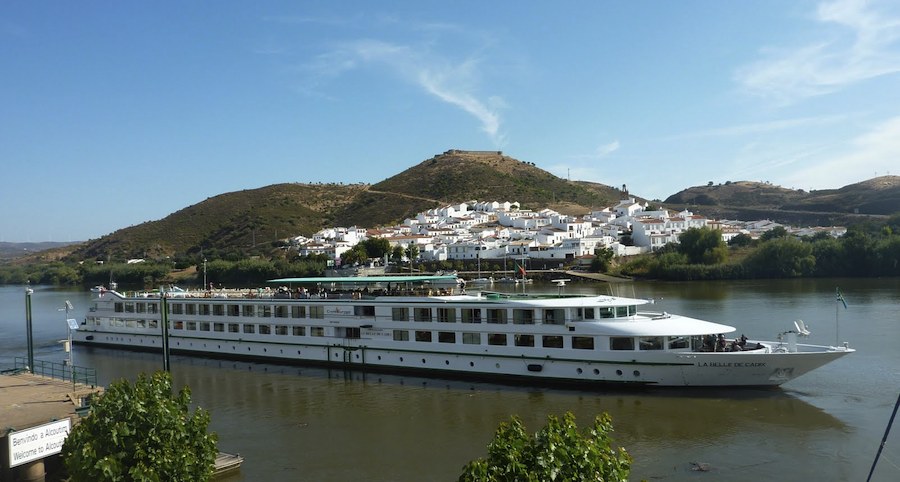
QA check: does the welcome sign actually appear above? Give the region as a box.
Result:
[8,419,71,468]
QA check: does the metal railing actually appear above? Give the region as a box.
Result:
[13,357,98,388]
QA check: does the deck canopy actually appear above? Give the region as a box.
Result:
[267,275,460,284]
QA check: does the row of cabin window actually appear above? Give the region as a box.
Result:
[91,316,693,351]
[392,331,691,351]
[391,306,636,324]
[113,302,636,324]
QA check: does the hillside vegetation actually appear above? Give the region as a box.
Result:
[61,151,625,262]
[665,176,900,225]
[5,152,897,270]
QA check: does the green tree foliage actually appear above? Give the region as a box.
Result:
[405,244,420,272]
[727,233,753,247]
[360,237,391,259]
[458,412,631,482]
[391,245,405,264]
[341,244,368,266]
[589,247,614,273]
[760,225,789,241]
[744,237,815,277]
[62,371,217,482]
[678,227,728,264]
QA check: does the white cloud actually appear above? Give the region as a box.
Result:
[781,116,900,189]
[299,36,505,146]
[594,140,621,157]
[663,115,846,140]
[736,0,900,103]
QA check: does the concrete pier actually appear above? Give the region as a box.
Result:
[0,371,103,482]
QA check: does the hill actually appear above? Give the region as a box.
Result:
[17,152,896,265]
[62,150,625,262]
[664,176,899,225]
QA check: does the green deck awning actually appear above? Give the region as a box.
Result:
[267,275,460,284]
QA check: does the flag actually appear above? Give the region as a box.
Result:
[836,288,848,309]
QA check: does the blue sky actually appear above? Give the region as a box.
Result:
[2,0,899,242]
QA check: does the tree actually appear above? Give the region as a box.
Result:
[391,245,405,264]
[361,237,391,259]
[459,411,631,482]
[678,227,727,264]
[62,371,218,482]
[405,244,420,272]
[589,247,614,273]
[760,226,789,241]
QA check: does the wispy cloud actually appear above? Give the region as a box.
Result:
[781,116,900,189]
[663,115,847,141]
[296,30,506,146]
[736,0,900,104]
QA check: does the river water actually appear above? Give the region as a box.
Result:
[1,278,898,481]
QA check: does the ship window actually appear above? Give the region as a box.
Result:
[513,309,534,325]
[488,333,507,346]
[259,324,271,335]
[213,323,224,332]
[242,305,255,317]
[310,327,324,337]
[461,308,482,323]
[124,303,135,313]
[354,305,375,317]
[629,305,636,316]
[292,326,305,336]
[572,336,594,350]
[186,321,196,330]
[126,319,136,328]
[136,303,146,314]
[414,308,432,322]
[171,303,184,315]
[668,336,689,350]
[414,330,432,342]
[544,309,565,325]
[291,306,306,318]
[584,308,595,319]
[148,303,158,314]
[228,305,240,316]
[148,320,158,329]
[199,322,209,331]
[393,330,409,341]
[437,308,456,323]
[228,323,239,333]
[438,331,456,343]
[185,304,196,315]
[610,337,635,350]
[599,307,614,319]
[275,325,288,336]
[275,306,289,318]
[199,304,211,316]
[392,307,409,321]
[259,306,272,317]
[639,336,664,350]
[136,320,146,328]
[309,306,324,319]
[487,309,507,324]
[114,302,124,313]
[462,332,481,344]
[213,305,225,316]
[575,308,584,321]
[515,334,535,347]
[243,324,255,334]
[542,335,564,348]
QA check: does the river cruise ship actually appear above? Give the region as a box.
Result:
[74,275,853,387]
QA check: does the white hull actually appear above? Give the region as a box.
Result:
[73,280,853,388]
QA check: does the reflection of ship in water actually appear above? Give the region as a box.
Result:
[79,346,845,445]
